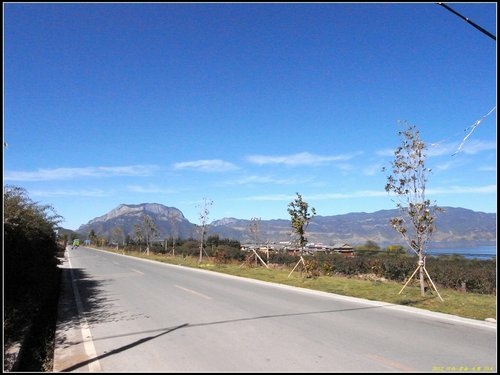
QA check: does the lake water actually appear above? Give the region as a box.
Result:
[426,245,496,260]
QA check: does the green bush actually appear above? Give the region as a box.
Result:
[4,185,63,370]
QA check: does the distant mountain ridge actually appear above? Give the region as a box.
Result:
[76,203,496,248]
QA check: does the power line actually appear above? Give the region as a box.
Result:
[437,3,496,41]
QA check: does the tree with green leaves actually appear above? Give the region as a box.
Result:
[287,192,316,277]
[288,192,316,249]
[4,185,63,356]
[383,121,443,300]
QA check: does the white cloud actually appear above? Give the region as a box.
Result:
[242,190,387,202]
[363,164,384,176]
[309,191,388,200]
[228,175,307,186]
[375,148,395,157]
[246,151,362,167]
[479,165,496,172]
[240,185,495,204]
[242,194,295,201]
[428,184,497,195]
[173,159,239,172]
[428,139,496,157]
[380,139,496,159]
[127,184,176,194]
[4,165,159,181]
[30,189,109,197]
[458,140,497,155]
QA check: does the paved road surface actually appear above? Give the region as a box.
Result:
[53,247,497,372]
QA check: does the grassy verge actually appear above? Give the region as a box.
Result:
[104,249,496,322]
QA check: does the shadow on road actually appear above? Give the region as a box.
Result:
[57,300,385,371]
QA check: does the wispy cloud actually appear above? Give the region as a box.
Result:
[379,139,496,159]
[428,139,496,157]
[376,148,395,157]
[246,152,362,167]
[4,165,159,181]
[458,139,497,155]
[309,191,389,200]
[479,165,496,172]
[241,194,295,201]
[173,159,239,172]
[362,163,384,176]
[30,189,110,197]
[242,190,387,202]
[226,175,309,186]
[428,184,496,195]
[240,185,496,204]
[127,184,176,194]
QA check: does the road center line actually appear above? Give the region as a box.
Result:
[365,353,415,372]
[174,284,213,300]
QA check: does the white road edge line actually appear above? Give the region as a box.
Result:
[89,247,496,330]
[68,256,102,372]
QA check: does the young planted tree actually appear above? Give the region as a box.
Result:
[287,192,316,277]
[112,226,123,251]
[383,121,443,300]
[138,214,158,256]
[133,223,143,253]
[196,198,213,263]
[169,211,180,256]
[88,229,97,246]
[249,217,261,247]
[243,217,268,268]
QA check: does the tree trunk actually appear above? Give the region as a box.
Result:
[418,252,425,296]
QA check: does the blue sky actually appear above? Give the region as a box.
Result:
[3,2,497,231]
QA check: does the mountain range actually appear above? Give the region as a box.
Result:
[75,203,496,249]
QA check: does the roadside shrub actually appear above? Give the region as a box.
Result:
[4,185,63,371]
[304,257,320,277]
[425,256,496,294]
[380,255,416,281]
[268,251,299,267]
[296,250,495,295]
[213,245,246,264]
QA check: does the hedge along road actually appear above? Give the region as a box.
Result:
[53,247,496,372]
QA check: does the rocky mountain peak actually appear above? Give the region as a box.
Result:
[87,203,185,225]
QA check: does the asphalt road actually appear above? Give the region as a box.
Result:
[53,247,497,372]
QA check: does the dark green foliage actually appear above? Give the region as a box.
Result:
[380,255,416,281]
[269,250,494,294]
[287,192,316,248]
[425,256,496,294]
[356,240,381,251]
[4,185,63,371]
[213,245,246,264]
[314,253,495,294]
[268,251,301,267]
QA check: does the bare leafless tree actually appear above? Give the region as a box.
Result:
[196,198,213,263]
[383,121,443,300]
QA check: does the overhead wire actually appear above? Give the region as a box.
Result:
[431,4,496,156]
[437,2,496,41]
